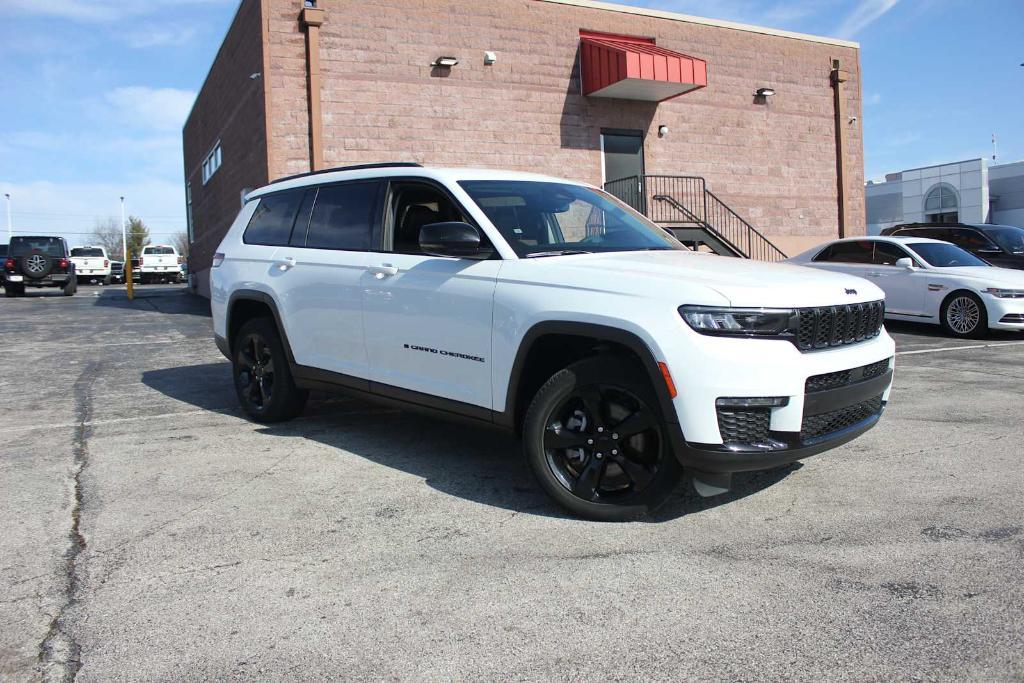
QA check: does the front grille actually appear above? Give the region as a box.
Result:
[801,394,883,441]
[805,358,891,393]
[717,408,771,445]
[795,301,884,351]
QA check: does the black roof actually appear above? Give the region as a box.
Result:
[270,162,423,185]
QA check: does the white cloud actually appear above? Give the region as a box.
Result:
[835,0,900,37]
[125,25,198,49]
[866,93,882,105]
[104,87,197,132]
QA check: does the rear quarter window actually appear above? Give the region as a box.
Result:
[244,190,305,246]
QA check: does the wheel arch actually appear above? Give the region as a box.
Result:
[498,321,677,434]
[224,290,296,364]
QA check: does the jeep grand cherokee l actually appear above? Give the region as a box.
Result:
[211,163,895,521]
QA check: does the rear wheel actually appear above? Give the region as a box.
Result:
[941,291,987,338]
[5,284,25,298]
[523,355,681,521]
[63,278,77,296]
[232,318,308,423]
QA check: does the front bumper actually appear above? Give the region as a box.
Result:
[984,296,1024,330]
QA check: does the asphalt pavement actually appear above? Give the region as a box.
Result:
[1,285,1022,681]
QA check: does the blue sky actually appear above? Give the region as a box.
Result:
[1,0,1022,243]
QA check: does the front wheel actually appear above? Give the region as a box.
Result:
[941,291,987,338]
[232,318,308,423]
[523,355,681,521]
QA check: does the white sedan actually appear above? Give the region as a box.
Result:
[787,236,1024,338]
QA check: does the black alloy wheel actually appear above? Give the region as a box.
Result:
[524,355,681,521]
[232,317,308,423]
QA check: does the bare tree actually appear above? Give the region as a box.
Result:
[171,230,190,259]
[90,217,124,261]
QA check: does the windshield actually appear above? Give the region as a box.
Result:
[144,246,175,255]
[10,237,64,257]
[71,247,104,257]
[458,181,683,257]
[985,226,1024,255]
[909,242,989,268]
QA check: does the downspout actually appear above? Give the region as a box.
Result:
[831,59,849,238]
[301,5,326,172]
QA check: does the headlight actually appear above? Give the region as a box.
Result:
[679,305,795,336]
[984,288,1024,299]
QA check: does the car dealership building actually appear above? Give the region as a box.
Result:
[183,0,866,296]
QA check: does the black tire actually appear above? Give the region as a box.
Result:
[940,291,988,338]
[523,355,682,521]
[102,275,112,286]
[5,283,25,298]
[63,278,76,296]
[232,317,308,423]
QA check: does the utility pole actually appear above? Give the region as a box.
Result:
[121,196,134,300]
[4,193,11,243]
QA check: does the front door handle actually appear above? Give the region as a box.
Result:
[274,256,297,271]
[368,264,399,279]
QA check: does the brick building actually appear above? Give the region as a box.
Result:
[183,0,865,296]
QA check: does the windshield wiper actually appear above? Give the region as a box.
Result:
[524,250,593,258]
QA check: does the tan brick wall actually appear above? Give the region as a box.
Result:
[183,0,270,295]
[265,0,865,253]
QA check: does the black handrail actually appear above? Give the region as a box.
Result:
[602,174,787,261]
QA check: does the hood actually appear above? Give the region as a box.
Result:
[930,265,1024,286]
[505,250,885,308]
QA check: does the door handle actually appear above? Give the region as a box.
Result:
[274,257,297,271]
[865,271,881,277]
[368,264,399,279]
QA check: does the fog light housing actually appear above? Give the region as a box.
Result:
[716,396,789,408]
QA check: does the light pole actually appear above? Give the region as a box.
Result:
[4,193,11,243]
[121,196,134,300]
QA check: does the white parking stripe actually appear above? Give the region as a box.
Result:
[897,340,1024,356]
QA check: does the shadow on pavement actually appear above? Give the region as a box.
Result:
[143,361,799,522]
[91,286,212,317]
[885,320,1022,342]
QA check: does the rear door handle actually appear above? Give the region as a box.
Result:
[274,256,297,271]
[368,264,399,279]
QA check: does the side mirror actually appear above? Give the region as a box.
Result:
[895,257,916,270]
[419,222,487,258]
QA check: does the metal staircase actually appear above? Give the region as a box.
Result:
[603,175,787,261]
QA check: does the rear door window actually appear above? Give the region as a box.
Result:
[244,190,305,246]
[813,241,873,263]
[302,181,382,251]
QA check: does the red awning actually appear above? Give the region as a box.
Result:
[580,30,707,102]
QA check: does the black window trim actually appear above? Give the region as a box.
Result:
[870,240,921,267]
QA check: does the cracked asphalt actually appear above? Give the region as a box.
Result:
[1,285,1022,681]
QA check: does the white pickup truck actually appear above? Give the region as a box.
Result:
[69,246,112,285]
[138,245,182,284]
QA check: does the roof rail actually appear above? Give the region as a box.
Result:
[270,162,423,185]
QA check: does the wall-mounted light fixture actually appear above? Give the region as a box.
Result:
[658,125,669,138]
[484,51,497,65]
[249,72,262,80]
[431,56,459,68]
[755,87,776,98]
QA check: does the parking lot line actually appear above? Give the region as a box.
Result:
[896,340,1024,356]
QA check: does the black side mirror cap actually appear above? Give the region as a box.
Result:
[419,222,489,258]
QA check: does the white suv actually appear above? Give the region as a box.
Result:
[211,163,895,520]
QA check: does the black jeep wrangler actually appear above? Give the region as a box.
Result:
[3,236,77,297]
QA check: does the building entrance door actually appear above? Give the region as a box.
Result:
[601,130,645,212]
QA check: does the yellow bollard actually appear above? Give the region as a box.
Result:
[124,254,135,301]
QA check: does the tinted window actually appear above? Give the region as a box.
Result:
[814,241,873,264]
[304,182,380,251]
[985,227,1024,255]
[11,237,65,257]
[907,243,988,268]
[459,181,681,257]
[949,229,997,251]
[71,248,105,257]
[289,190,316,246]
[390,183,469,255]
[143,246,176,255]
[245,191,303,246]
[873,242,912,265]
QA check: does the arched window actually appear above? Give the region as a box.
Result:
[923,183,958,223]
